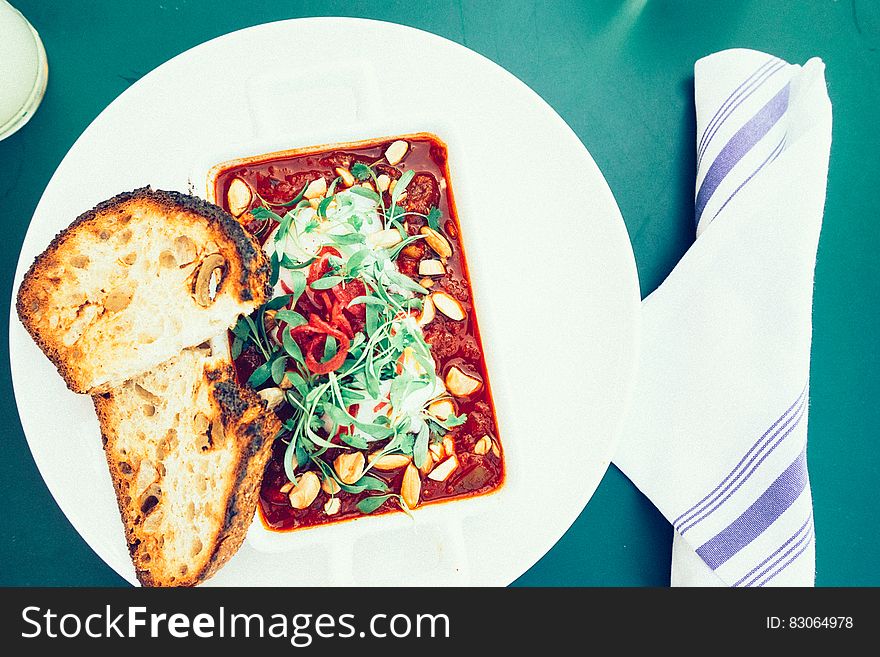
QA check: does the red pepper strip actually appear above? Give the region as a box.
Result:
[278,278,294,296]
[329,300,354,339]
[304,333,350,374]
[307,246,341,284]
[330,278,367,320]
[301,313,351,374]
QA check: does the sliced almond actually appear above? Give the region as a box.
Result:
[367,228,403,249]
[419,259,446,276]
[288,471,320,509]
[308,197,321,209]
[368,451,412,470]
[385,140,409,165]
[322,476,341,495]
[431,291,466,321]
[324,497,341,516]
[257,387,285,411]
[418,456,434,476]
[401,463,421,509]
[334,451,365,485]
[419,277,435,289]
[303,177,328,200]
[445,365,482,397]
[417,295,435,327]
[428,455,459,482]
[429,443,444,460]
[279,481,294,494]
[376,174,391,192]
[227,177,253,218]
[360,181,375,192]
[473,435,492,455]
[419,227,452,258]
[492,442,501,458]
[335,167,355,187]
[428,398,455,421]
[442,435,455,457]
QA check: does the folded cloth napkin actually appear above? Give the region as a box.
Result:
[613,49,832,586]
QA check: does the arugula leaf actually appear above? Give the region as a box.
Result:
[295,440,309,469]
[269,250,280,287]
[283,439,298,482]
[386,234,426,260]
[348,295,386,308]
[413,422,430,468]
[338,232,368,246]
[280,255,316,270]
[231,317,250,340]
[391,169,415,207]
[285,374,308,399]
[350,186,380,202]
[270,182,309,208]
[282,328,305,366]
[274,309,307,328]
[275,212,295,243]
[288,270,307,303]
[264,294,294,311]
[317,196,334,219]
[271,356,287,385]
[345,248,371,275]
[247,359,274,387]
[311,275,343,290]
[354,475,390,493]
[356,494,394,514]
[323,335,338,362]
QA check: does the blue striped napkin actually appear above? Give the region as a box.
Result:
[613,49,832,586]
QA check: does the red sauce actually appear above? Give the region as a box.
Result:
[213,135,504,531]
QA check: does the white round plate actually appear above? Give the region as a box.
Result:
[10,18,639,586]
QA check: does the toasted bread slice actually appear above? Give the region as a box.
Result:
[17,187,271,393]
[92,340,280,587]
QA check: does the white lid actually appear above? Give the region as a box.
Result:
[0,2,47,138]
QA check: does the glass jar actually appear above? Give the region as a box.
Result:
[0,1,48,141]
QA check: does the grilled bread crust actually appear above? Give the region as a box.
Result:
[92,344,280,587]
[17,187,271,393]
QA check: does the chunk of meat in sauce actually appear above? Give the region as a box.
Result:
[467,400,495,437]
[318,151,372,170]
[442,277,470,303]
[405,172,440,215]
[423,319,459,360]
[397,257,419,278]
[374,163,402,181]
[461,335,481,361]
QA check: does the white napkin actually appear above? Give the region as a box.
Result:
[613,49,832,586]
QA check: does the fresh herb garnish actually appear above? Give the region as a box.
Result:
[234,151,468,520]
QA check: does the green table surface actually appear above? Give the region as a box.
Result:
[1,0,877,587]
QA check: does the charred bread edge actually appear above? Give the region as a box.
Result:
[192,377,280,586]
[92,366,279,587]
[15,186,272,393]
